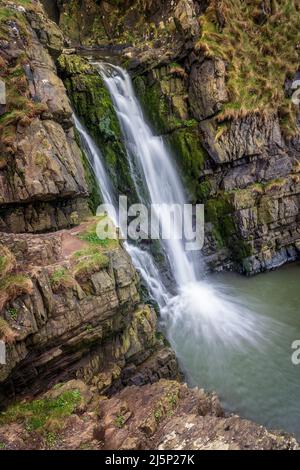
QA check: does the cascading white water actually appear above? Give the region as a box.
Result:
[95,63,197,288]
[74,115,115,210]
[94,63,271,348]
[74,113,170,308]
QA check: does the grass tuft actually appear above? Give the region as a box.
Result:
[196,0,300,133]
[0,390,81,432]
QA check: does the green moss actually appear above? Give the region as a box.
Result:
[168,127,208,201]
[0,274,32,295]
[0,255,8,272]
[154,408,163,423]
[0,8,13,22]
[134,75,180,134]
[59,55,135,200]
[50,267,74,290]
[197,180,212,202]
[7,307,18,321]
[205,197,235,248]
[0,390,81,431]
[205,194,253,263]
[72,247,109,277]
[114,413,126,429]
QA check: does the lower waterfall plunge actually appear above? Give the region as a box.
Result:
[74,63,300,437]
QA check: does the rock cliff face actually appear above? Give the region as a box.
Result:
[56,0,300,274]
[0,220,177,400]
[0,1,177,403]
[0,1,90,233]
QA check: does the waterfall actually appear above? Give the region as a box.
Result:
[74,63,270,355]
[73,115,115,210]
[74,113,169,308]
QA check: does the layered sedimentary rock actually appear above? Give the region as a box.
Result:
[0,221,177,399]
[0,1,89,233]
[0,2,177,402]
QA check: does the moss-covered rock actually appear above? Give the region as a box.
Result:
[58,54,137,202]
[167,127,208,202]
[133,67,209,202]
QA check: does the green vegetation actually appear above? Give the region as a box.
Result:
[154,408,163,423]
[7,307,18,321]
[44,431,58,448]
[168,128,208,202]
[72,247,109,278]
[0,255,8,273]
[205,195,253,262]
[0,390,81,433]
[79,231,110,247]
[50,267,75,291]
[197,0,300,134]
[0,274,32,311]
[0,8,12,22]
[114,413,126,429]
[78,218,119,250]
[0,274,32,294]
[153,388,179,423]
[134,75,184,135]
[0,245,15,280]
[206,196,235,247]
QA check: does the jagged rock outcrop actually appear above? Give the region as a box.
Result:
[0,378,298,450]
[0,219,178,399]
